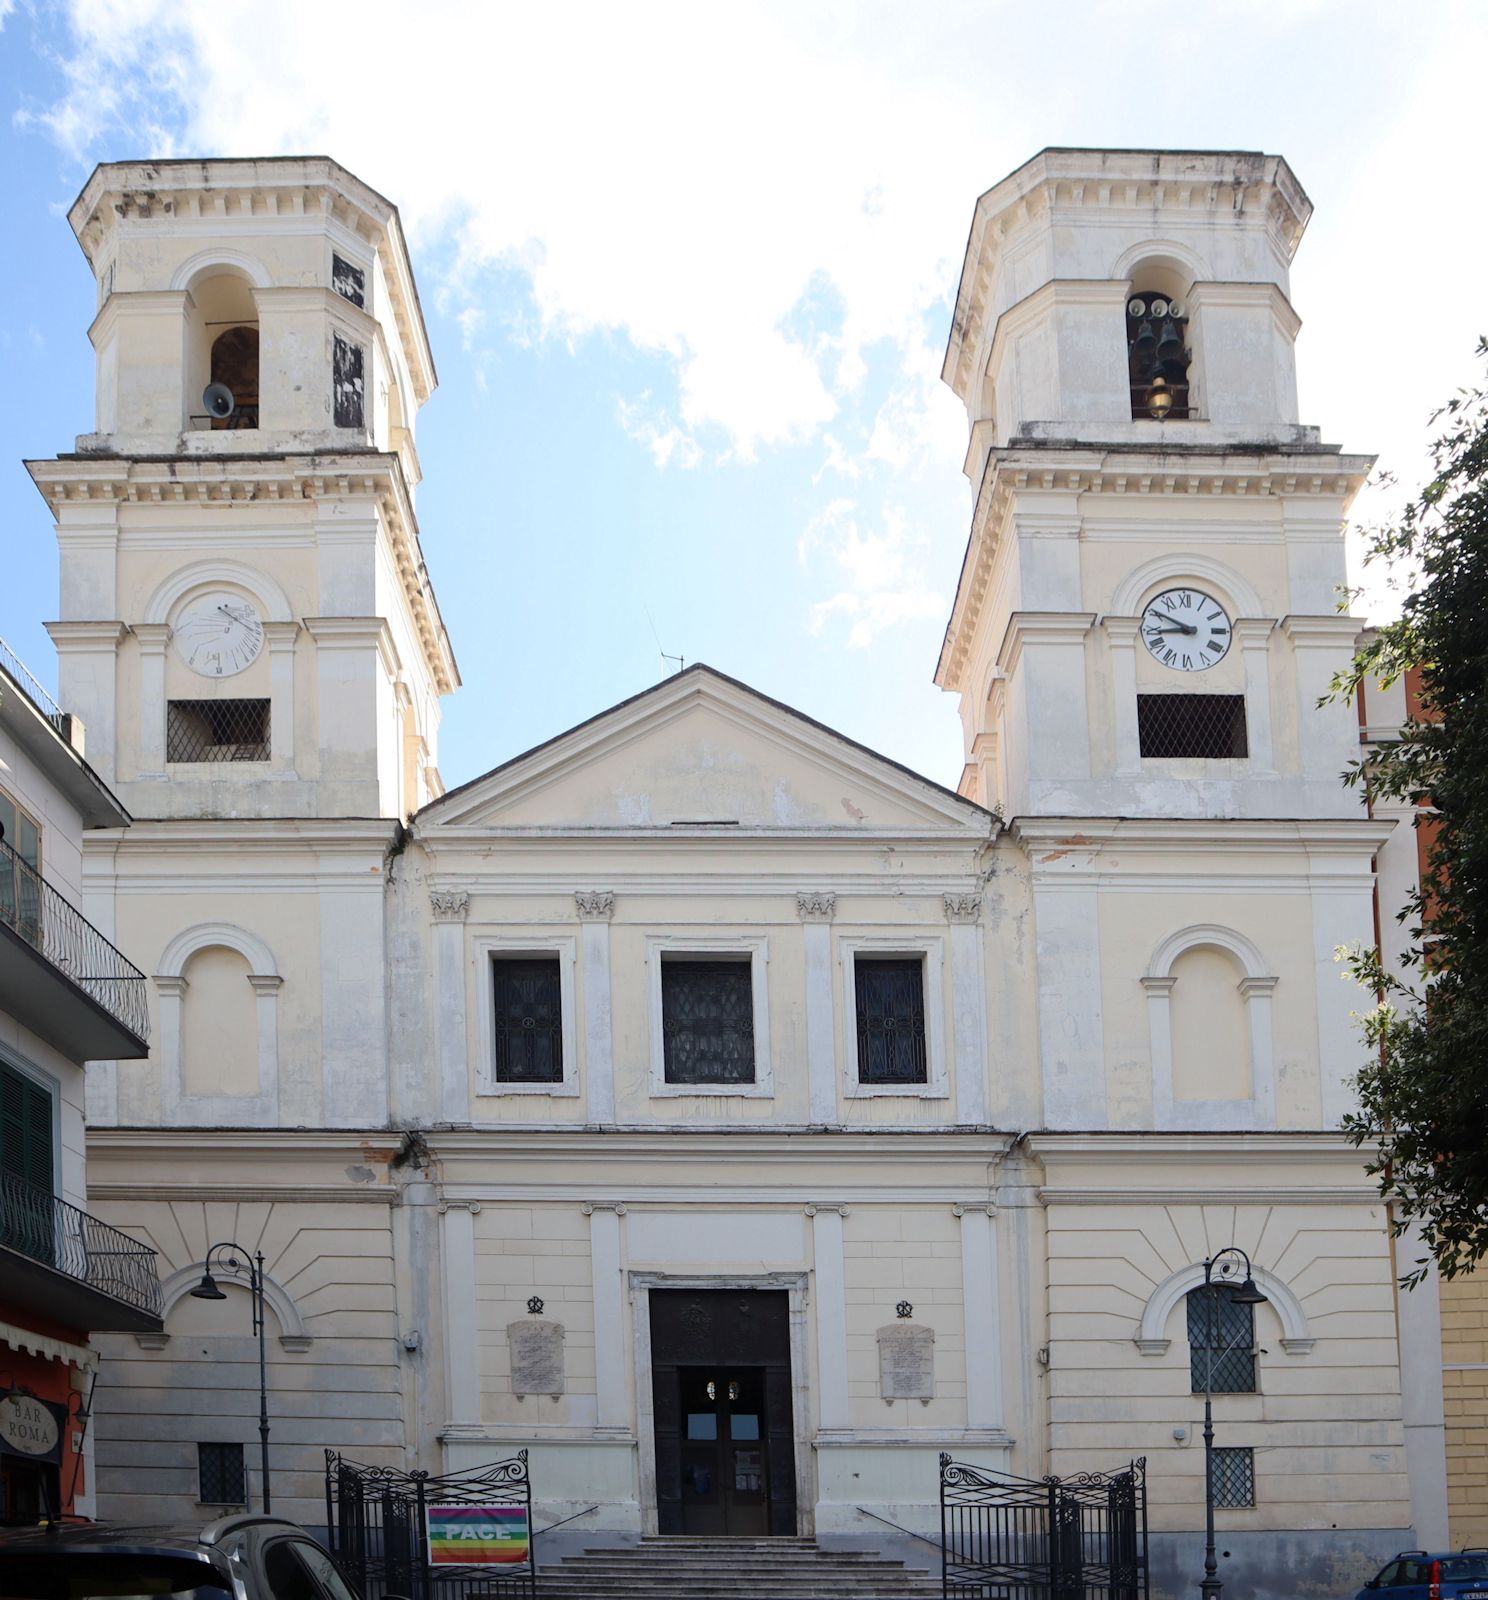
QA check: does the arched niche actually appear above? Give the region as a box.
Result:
[1141,924,1277,1131]
[144,560,293,628]
[1135,1260,1314,1357]
[141,1261,310,1352]
[154,923,282,1127]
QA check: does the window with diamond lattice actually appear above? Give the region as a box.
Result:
[1209,1446,1255,1508]
[167,699,270,762]
[1188,1283,1258,1393]
[492,957,563,1083]
[1138,694,1248,759]
[661,958,756,1085]
[198,1441,245,1504]
[854,957,928,1085]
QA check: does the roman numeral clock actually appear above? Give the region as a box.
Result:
[1140,588,1232,672]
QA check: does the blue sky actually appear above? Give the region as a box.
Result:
[0,1,1482,792]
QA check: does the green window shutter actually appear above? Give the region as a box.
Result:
[0,1062,54,1192]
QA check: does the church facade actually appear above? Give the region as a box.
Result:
[27,150,1420,1593]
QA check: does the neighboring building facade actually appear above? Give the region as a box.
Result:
[0,639,161,1522]
[24,150,1416,1594]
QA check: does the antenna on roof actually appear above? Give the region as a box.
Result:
[643,605,685,676]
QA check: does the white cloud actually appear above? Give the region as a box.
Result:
[800,498,944,649]
[616,394,703,471]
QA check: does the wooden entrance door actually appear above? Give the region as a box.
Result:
[650,1290,796,1536]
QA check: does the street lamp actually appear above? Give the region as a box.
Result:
[190,1241,272,1512]
[1198,1246,1266,1599]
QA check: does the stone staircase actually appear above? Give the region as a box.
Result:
[537,1534,943,1598]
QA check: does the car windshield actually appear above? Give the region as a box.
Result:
[1441,1557,1488,1581]
[0,1554,232,1600]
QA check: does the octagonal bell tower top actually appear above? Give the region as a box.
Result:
[67,156,435,478]
[942,148,1317,481]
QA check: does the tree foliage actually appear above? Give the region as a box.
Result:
[1333,339,1488,1287]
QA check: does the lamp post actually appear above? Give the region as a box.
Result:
[1198,1246,1266,1599]
[190,1241,272,1512]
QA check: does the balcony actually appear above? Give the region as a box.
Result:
[0,836,149,1061]
[0,1171,163,1333]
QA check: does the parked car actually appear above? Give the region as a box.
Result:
[1356,1550,1488,1600]
[0,1515,370,1600]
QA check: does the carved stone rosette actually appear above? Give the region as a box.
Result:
[429,889,469,923]
[796,891,836,921]
[575,891,615,920]
[943,892,982,923]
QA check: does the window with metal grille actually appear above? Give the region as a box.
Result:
[1209,1446,1255,1508]
[167,699,270,762]
[492,957,564,1083]
[661,958,756,1085]
[197,1441,245,1504]
[1138,694,1248,759]
[1188,1283,1258,1393]
[854,957,928,1085]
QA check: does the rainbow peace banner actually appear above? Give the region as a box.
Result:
[425,1504,531,1566]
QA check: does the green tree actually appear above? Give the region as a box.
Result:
[1333,339,1488,1287]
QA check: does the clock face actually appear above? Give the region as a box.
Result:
[173,592,264,678]
[1141,587,1231,671]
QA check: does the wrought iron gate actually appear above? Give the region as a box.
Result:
[326,1451,536,1600]
[939,1454,1147,1600]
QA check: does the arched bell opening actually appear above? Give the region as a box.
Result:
[208,326,260,430]
[185,270,260,430]
[1125,257,1194,421]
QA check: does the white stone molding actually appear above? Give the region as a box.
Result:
[798,897,837,1123]
[630,1271,813,1536]
[587,1204,628,1434]
[957,1205,1003,1429]
[1101,616,1143,776]
[169,247,274,292]
[944,903,989,1124]
[1135,1261,1313,1356]
[262,621,300,770]
[473,934,579,1099]
[155,922,281,1127]
[431,894,470,1123]
[1235,618,1276,770]
[1395,1218,1450,1546]
[143,560,294,626]
[429,889,470,923]
[153,1261,310,1351]
[131,622,172,777]
[795,892,836,921]
[1111,236,1211,288]
[439,1202,482,1438]
[578,905,616,1123]
[838,935,949,1101]
[942,893,982,923]
[809,1205,849,1432]
[645,934,772,1098]
[1142,924,1277,1132]
[1108,553,1265,621]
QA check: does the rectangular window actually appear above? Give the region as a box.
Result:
[492,957,564,1084]
[197,1441,245,1505]
[1209,1446,1255,1509]
[167,700,270,763]
[1188,1284,1257,1393]
[0,789,43,948]
[1138,694,1248,759]
[331,254,366,308]
[333,335,365,429]
[661,957,756,1085]
[1,1061,56,1264]
[854,957,928,1085]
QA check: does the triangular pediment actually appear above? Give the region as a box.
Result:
[421,666,989,835]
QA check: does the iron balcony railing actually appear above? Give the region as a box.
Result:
[0,836,150,1044]
[0,1170,164,1320]
[0,635,68,737]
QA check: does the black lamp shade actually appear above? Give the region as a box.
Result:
[190,1271,228,1301]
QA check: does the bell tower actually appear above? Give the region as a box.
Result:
[27,157,458,820]
[935,148,1372,822]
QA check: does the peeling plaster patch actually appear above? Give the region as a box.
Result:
[1037,835,1094,863]
[344,1164,378,1184]
[841,796,866,822]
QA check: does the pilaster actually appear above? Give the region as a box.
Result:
[797,892,837,1125]
[576,892,616,1124]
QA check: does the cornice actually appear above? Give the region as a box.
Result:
[1010,815,1395,859]
[26,451,458,696]
[82,817,400,852]
[935,447,1374,693]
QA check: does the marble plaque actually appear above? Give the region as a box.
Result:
[508,1319,565,1396]
[877,1323,935,1400]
